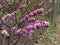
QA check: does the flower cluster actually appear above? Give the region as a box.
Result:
[19,8,44,23]
[1,30,8,35]
[7,12,16,20]
[39,2,44,7]
[1,12,16,21]
[43,8,53,15]
[17,4,26,12]
[1,29,10,37]
[16,21,49,35]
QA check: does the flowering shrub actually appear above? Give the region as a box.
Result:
[0,0,55,45]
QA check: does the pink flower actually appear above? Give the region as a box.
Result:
[43,8,53,15]
[1,30,10,37]
[7,13,12,18]
[42,21,49,27]
[6,12,16,20]
[39,2,44,7]
[27,17,37,22]
[19,4,26,9]
[17,4,26,12]
[37,8,44,14]
[16,29,27,34]
[48,8,53,12]
[33,22,40,29]
[24,24,33,30]
[11,12,16,19]
[33,10,38,15]
[16,29,22,34]
[29,12,34,17]
[1,30,7,34]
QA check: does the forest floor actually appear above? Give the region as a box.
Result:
[54,15,60,45]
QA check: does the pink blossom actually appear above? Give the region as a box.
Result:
[39,2,44,7]
[17,4,26,12]
[16,29,27,34]
[43,8,53,15]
